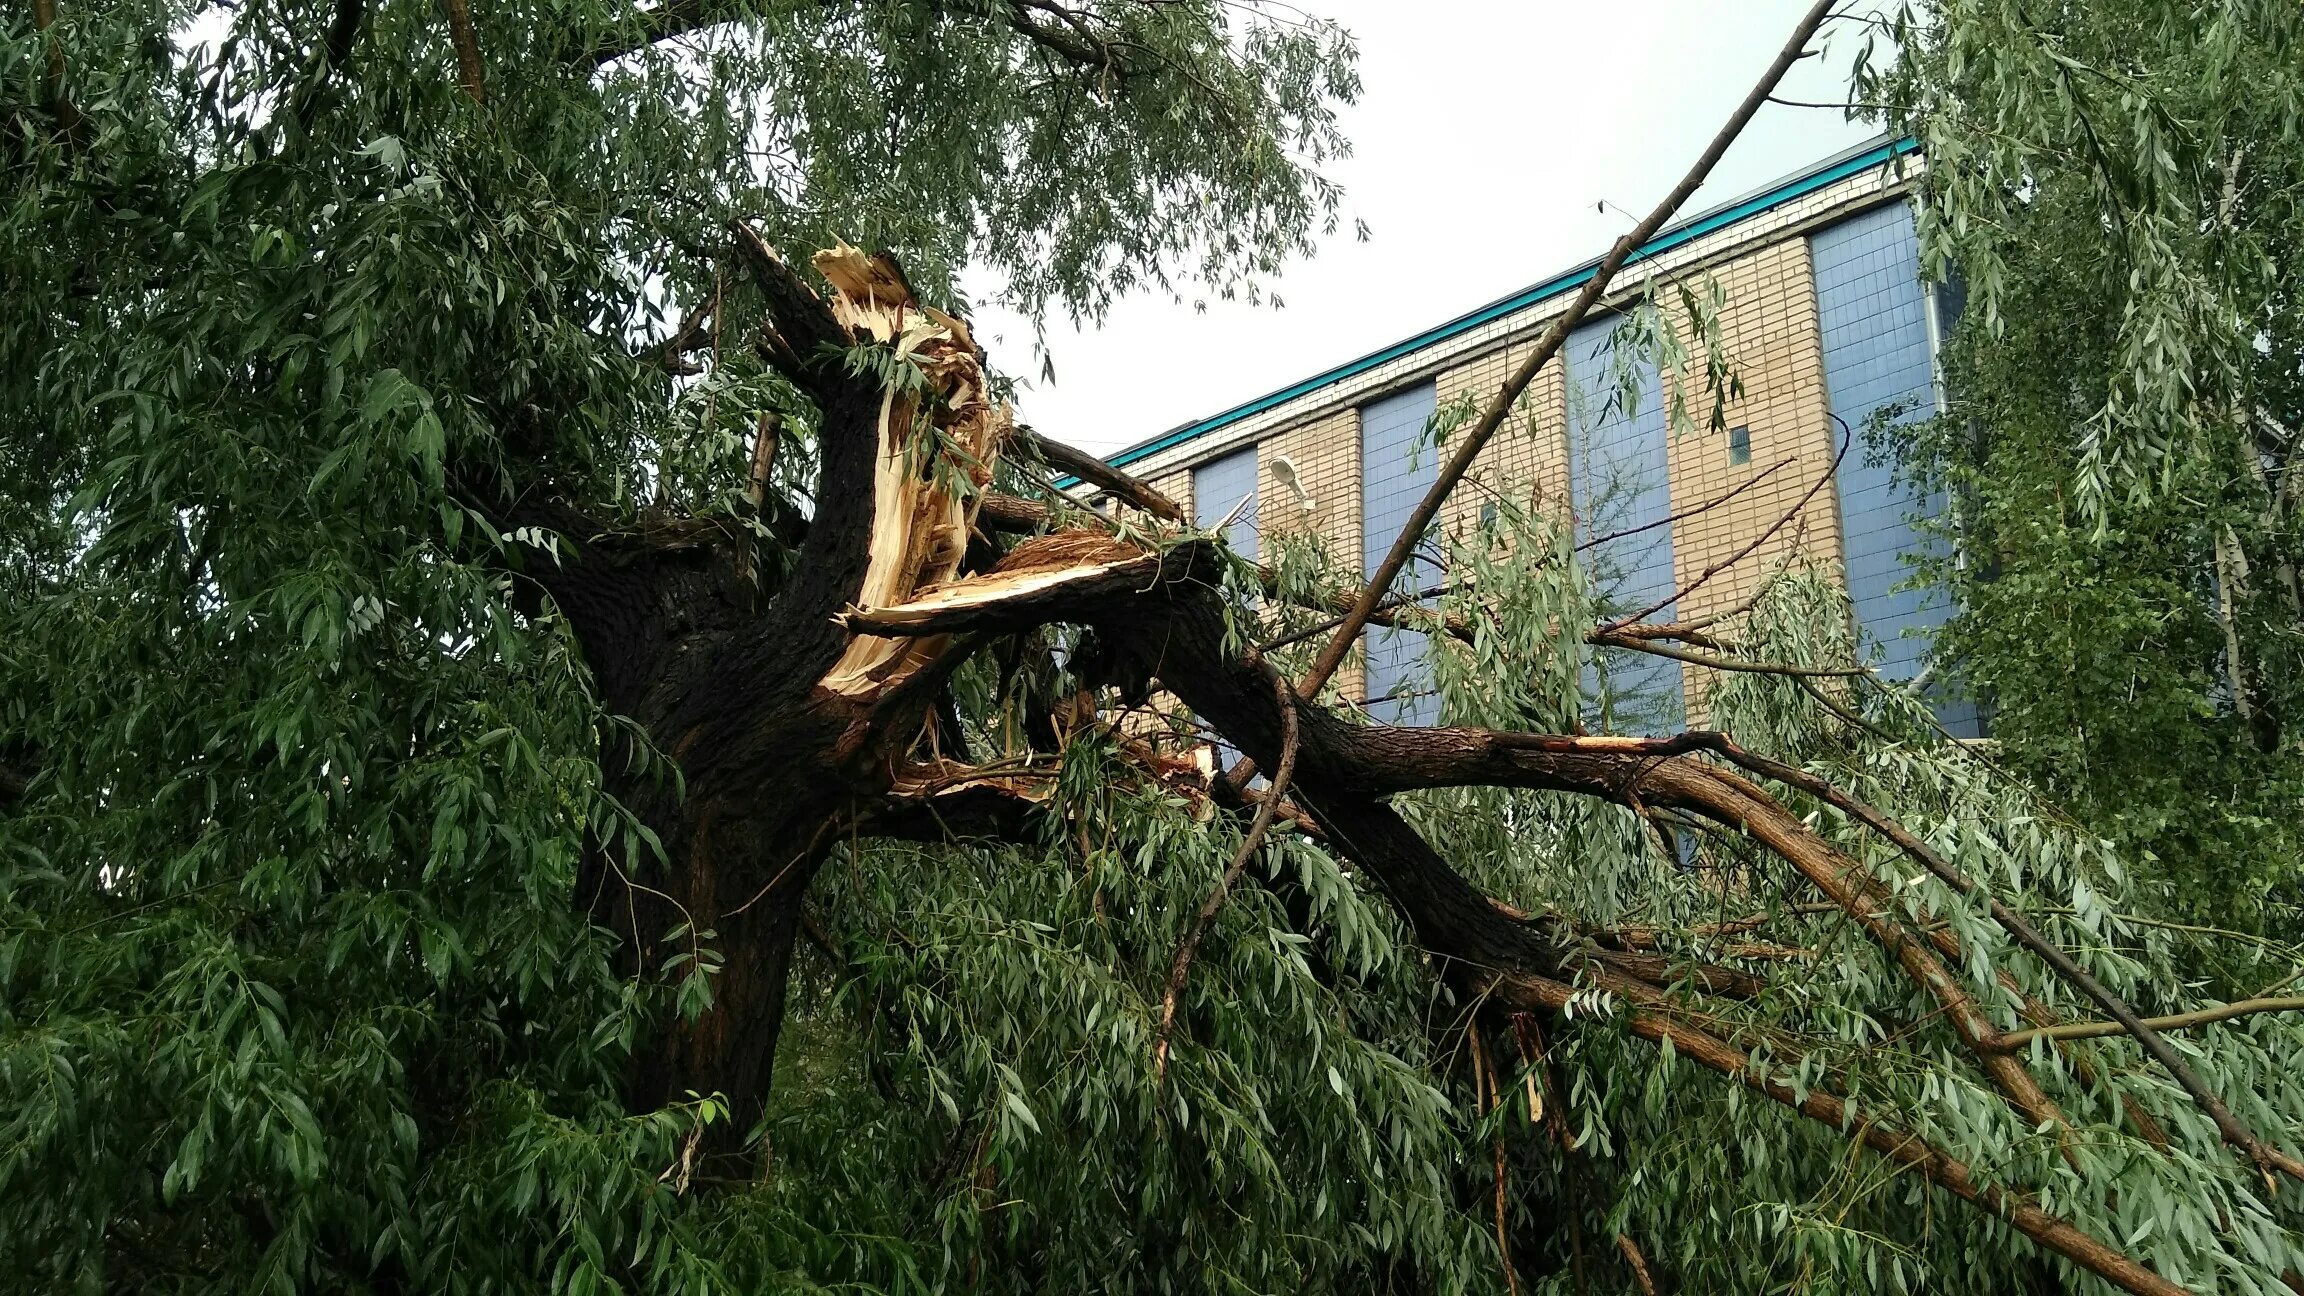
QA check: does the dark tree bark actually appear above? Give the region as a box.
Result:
[493,239,964,1147]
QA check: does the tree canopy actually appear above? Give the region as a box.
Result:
[4,2,2302,1294]
[1861,0,2304,935]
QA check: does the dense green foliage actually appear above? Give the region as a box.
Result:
[4,0,2302,1293]
[1863,0,2304,933]
[0,1,1364,1288]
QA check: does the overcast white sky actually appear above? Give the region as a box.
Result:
[968,1,1881,457]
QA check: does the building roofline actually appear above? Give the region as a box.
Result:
[1092,133,1915,475]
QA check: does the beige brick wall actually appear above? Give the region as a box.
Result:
[1118,179,1927,724]
[1434,342,1572,545]
[1656,240,1842,718]
[1258,408,1359,556]
[1115,159,1920,488]
[1148,467,1192,522]
[1256,409,1365,703]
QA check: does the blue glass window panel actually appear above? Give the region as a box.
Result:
[1809,202,1980,736]
[1361,383,1440,725]
[1566,316,1684,730]
[1192,446,1259,562]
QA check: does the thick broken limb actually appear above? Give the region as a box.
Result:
[842,533,1200,638]
[1015,425,1187,523]
[749,403,2202,1296]
[444,0,486,103]
[1071,545,2072,1133]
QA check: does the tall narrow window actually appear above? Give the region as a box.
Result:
[1727,424,1752,466]
[1361,383,1439,725]
[1810,201,1979,736]
[1194,446,1261,774]
[1567,316,1684,730]
[1192,446,1259,561]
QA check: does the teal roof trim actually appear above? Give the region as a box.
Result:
[1088,135,1916,478]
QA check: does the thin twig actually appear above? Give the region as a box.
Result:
[1995,998,2304,1050]
[1597,414,1850,634]
[1256,581,1453,653]
[1594,633,1869,678]
[1576,454,1797,554]
[1151,672,1301,1084]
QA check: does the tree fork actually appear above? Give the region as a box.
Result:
[519,236,1010,1152]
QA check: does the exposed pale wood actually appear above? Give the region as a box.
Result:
[842,552,1167,636]
[808,241,1014,698]
[841,531,1205,638]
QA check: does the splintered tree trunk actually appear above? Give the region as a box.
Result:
[494,235,2255,1293]
[529,240,1006,1146]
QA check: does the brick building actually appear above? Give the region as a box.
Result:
[1092,136,1976,735]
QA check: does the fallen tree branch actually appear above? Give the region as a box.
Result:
[1688,734,2304,1185]
[1491,970,2187,1296]
[1296,0,1838,699]
[1015,425,1187,523]
[1091,559,2070,1131]
[1995,997,2304,1051]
